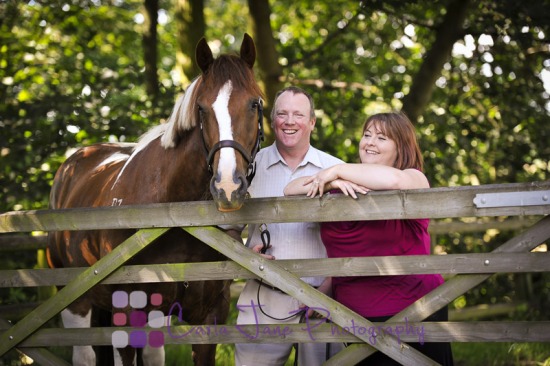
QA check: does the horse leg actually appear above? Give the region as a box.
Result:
[142,345,164,366]
[191,282,230,366]
[114,346,137,366]
[191,344,217,366]
[189,297,221,365]
[61,308,95,366]
[91,305,114,366]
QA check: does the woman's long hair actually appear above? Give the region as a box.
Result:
[362,112,424,171]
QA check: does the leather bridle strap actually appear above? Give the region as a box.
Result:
[201,98,264,185]
[206,139,255,169]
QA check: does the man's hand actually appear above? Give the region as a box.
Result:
[251,244,275,260]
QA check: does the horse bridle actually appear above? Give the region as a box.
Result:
[200,97,264,185]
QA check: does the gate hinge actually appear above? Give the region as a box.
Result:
[473,190,550,208]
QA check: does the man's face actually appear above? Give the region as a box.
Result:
[272,91,316,151]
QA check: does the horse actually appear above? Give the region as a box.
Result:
[46,33,264,366]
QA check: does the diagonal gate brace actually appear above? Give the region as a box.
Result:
[326,215,550,364]
[185,226,442,366]
[0,228,168,356]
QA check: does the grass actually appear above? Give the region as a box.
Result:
[164,342,550,366]
[2,283,548,365]
[165,344,296,366]
[452,342,550,366]
[164,291,297,366]
[1,331,547,365]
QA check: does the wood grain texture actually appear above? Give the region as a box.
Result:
[1,182,549,233]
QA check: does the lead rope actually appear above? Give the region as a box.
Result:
[256,223,305,321]
[255,224,330,365]
[259,223,270,254]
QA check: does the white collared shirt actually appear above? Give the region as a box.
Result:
[246,143,344,286]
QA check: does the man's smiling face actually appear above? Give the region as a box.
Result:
[272,90,315,152]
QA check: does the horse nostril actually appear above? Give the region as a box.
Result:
[237,174,248,192]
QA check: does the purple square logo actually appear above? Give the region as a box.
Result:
[129,331,147,348]
[130,310,147,327]
[149,331,165,347]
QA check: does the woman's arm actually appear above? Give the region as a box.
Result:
[284,173,369,199]
[285,163,429,198]
[326,163,430,191]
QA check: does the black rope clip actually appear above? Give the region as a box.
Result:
[259,223,270,254]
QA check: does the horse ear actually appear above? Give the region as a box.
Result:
[240,33,256,68]
[196,37,214,73]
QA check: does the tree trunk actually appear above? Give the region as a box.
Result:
[175,0,205,86]
[402,0,471,123]
[247,0,283,142]
[142,0,159,103]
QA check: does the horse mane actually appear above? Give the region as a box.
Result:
[127,77,198,153]
[205,54,263,97]
[136,53,263,151]
[159,77,201,149]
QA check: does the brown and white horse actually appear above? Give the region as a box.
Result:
[47,34,263,365]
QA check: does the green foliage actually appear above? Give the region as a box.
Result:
[452,342,550,366]
[1,1,549,364]
[0,250,38,306]
[267,0,550,187]
[164,291,297,365]
[2,0,549,212]
[0,1,177,212]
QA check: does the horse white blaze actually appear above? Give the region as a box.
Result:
[61,309,95,366]
[212,80,240,195]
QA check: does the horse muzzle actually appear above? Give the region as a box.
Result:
[210,173,248,212]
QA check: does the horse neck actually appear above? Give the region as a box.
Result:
[152,127,212,202]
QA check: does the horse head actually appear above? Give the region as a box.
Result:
[162,34,264,212]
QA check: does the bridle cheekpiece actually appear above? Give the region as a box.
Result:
[200,97,264,185]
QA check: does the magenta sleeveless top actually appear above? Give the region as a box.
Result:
[321,218,444,317]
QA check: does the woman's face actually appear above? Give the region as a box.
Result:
[359,122,398,167]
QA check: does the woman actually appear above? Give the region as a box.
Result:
[284,112,453,365]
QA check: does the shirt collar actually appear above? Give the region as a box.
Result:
[265,143,323,170]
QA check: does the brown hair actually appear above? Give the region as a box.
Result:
[271,86,316,121]
[363,112,424,171]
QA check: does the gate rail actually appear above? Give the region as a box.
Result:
[0,181,549,365]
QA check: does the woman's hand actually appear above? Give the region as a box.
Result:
[330,179,369,199]
[305,173,369,199]
[303,167,338,197]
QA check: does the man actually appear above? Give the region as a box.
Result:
[235,86,344,365]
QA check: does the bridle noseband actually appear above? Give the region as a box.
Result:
[200,97,264,185]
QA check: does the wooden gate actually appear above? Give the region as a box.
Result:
[1,181,549,365]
